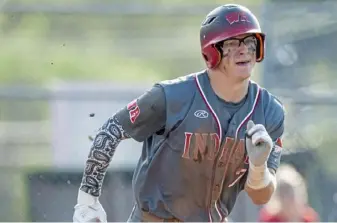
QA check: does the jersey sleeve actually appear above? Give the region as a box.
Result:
[266,99,285,172]
[115,84,166,142]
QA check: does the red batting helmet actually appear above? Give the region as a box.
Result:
[200,4,265,69]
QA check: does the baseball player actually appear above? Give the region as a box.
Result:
[73,4,285,222]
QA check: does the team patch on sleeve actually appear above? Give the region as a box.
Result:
[274,137,283,153]
[127,99,140,124]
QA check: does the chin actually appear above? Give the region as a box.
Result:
[236,72,251,81]
[233,65,253,80]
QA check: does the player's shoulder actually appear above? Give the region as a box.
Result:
[254,82,285,116]
[158,71,198,87]
[157,71,202,99]
[251,81,285,128]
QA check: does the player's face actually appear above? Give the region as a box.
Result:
[218,34,257,80]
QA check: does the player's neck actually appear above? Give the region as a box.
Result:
[207,70,249,103]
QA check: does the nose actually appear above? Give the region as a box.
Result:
[238,42,249,54]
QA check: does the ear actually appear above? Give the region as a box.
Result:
[203,44,221,69]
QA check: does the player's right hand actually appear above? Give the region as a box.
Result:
[73,190,107,223]
[245,120,273,167]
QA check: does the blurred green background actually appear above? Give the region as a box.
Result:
[0,0,263,85]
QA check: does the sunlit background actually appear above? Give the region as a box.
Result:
[1,0,337,221]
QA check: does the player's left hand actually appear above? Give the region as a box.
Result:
[245,120,273,167]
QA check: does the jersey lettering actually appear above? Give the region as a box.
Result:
[127,99,140,124]
[182,133,246,165]
[182,132,193,159]
[182,132,220,161]
[208,133,220,160]
[182,132,248,188]
[272,137,283,155]
[193,133,209,162]
[276,137,282,147]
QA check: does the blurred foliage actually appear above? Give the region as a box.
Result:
[0,1,262,85]
[0,14,175,84]
[9,0,262,5]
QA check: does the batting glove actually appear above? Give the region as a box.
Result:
[73,190,107,223]
[245,120,274,189]
[245,120,273,167]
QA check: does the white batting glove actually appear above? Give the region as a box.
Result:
[245,120,274,189]
[245,120,273,167]
[73,190,107,223]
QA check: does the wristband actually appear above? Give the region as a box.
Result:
[246,162,273,190]
[77,189,99,205]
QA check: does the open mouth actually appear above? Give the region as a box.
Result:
[235,60,250,66]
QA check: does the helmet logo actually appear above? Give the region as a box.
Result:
[226,12,251,25]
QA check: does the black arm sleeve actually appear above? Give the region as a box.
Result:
[79,84,166,197]
[79,116,130,197]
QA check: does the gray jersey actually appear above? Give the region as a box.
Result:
[115,70,285,222]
